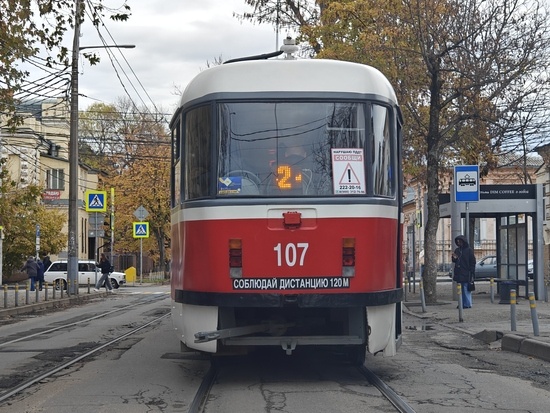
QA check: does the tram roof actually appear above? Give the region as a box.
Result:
[178,59,398,107]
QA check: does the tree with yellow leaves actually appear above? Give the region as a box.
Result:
[240,0,550,302]
[80,99,171,271]
[0,161,66,280]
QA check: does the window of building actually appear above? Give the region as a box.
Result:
[46,169,65,190]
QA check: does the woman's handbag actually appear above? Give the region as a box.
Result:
[468,273,476,291]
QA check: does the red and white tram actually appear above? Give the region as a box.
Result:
[170,44,403,364]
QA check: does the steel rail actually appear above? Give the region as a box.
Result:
[0,294,168,347]
[0,312,170,403]
[187,363,219,413]
[359,365,417,413]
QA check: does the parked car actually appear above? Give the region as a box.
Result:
[475,256,533,280]
[44,260,125,290]
[475,255,497,279]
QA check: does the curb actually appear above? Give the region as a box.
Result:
[502,333,550,362]
[405,303,550,363]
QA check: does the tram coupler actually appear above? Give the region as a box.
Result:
[194,321,294,343]
[281,341,297,355]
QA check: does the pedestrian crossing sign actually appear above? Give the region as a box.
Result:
[85,190,107,212]
[133,222,149,238]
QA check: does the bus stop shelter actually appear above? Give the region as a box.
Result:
[440,184,545,301]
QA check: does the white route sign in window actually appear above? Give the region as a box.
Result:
[331,148,366,194]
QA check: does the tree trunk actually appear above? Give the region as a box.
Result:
[423,151,441,304]
[423,62,442,304]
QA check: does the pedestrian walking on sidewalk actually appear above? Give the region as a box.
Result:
[36,258,45,291]
[451,235,476,308]
[42,254,52,271]
[94,253,113,293]
[21,256,38,291]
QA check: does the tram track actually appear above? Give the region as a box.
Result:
[358,365,416,413]
[187,356,417,413]
[0,311,170,404]
[0,294,167,347]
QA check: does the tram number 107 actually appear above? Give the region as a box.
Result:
[274,243,309,267]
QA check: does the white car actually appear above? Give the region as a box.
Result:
[44,260,125,289]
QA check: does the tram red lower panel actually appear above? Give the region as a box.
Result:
[171,216,398,297]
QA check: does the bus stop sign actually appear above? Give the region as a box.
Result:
[455,165,480,202]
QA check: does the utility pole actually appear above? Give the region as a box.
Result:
[67,0,83,295]
[0,226,4,287]
[67,0,133,294]
[111,188,115,262]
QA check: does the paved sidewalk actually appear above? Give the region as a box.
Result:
[0,282,156,318]
[404,280,550,362]
[0,283,109,318]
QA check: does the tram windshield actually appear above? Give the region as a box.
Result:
[181,101,397,200]
[216,101,395,198]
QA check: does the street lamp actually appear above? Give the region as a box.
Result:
[67,0,134,294]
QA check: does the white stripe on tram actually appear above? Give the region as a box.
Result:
[174,204,398,222]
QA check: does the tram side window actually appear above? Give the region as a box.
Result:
[171,118,182,206]
[371,105,394,197]
[184,106,211,200]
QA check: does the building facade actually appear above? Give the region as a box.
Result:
[0,98,100,261]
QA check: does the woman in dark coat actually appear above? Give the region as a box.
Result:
[21,256,38,291]
[451,235,476,308]
[36,259,45,291]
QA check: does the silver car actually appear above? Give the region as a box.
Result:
[475,255,497,279]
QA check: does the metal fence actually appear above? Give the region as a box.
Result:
[1,281,93,311]
[404,240,502,274]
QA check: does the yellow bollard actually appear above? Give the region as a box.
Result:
[510,289,517,331]
[457,283,464,322]
[528,292,540,336]
[25,280,30,305]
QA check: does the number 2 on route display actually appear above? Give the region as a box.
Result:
[276,165,302,190]
[274,242,309,267]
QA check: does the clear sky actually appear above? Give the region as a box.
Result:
[77,0,288,116]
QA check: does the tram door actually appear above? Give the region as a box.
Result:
[405,224,416,293]
[497,214,530,296]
